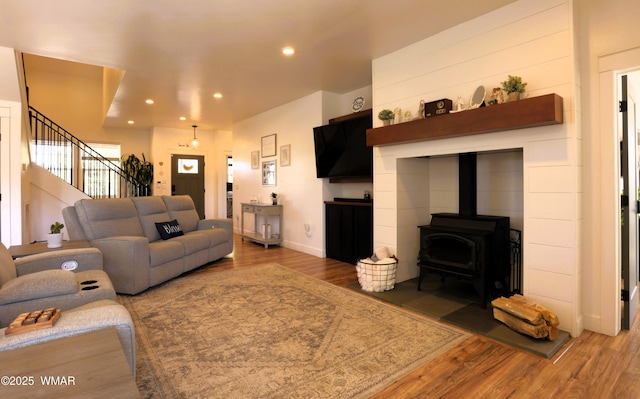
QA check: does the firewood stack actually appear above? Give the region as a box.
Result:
[491,294,560,341]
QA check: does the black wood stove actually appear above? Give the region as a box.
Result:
[417,153,511,308]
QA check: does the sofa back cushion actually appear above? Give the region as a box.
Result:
[0,243,17,288]
[62,206,86,240]
[161,195,199,233]
[74,198,144,240]
[131,196,173,242]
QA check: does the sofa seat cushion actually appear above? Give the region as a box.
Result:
[74,198,144,240]
[148,240,184,267]
[194,228,231,247]
[0,270,77,305]
[172,232,210,254]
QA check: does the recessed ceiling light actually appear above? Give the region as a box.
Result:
[127,120,135,124]
[145,99,154,104]
[213,93,223,99]
[179,116,187,121]
[282,47,295,56]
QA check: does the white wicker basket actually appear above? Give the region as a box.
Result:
[356,258,398,292]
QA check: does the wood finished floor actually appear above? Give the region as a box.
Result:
[189,234,640,398]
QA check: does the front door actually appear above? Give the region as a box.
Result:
[621,74,639,329]
[171,154,205,219]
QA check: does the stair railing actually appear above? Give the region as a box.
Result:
[29,106,143,198]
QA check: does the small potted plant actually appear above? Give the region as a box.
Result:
[378,109,395,126]
[501,75,527,101]
[271,192,278,205]
[47,221,64,248]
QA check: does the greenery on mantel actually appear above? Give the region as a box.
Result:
[501,75,527,94]
[378,109,394,121]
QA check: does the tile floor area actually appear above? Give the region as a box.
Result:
[348,272,570,358]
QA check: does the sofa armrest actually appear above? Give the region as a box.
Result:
[0,270,77,305]
[198,218,232,232]
[89,237,150,295]
[14,248,104,276]
[0,299,136,375]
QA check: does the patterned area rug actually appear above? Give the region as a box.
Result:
[119,263,470,399]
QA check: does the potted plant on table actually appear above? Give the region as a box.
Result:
[271,192,278,205]
[501,75,527,102]
[378,109,395,126]
[47,222,64,248]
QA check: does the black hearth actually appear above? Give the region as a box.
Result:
[417,153,513,308]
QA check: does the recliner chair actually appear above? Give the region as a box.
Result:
[0,299,136,375]
[0,242,116,327]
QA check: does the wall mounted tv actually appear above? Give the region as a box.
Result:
[313,112,372,179]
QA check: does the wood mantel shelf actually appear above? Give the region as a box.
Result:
[366,93,563,147]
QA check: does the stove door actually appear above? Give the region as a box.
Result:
[420,232,478,273]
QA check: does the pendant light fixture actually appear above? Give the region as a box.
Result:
[191,125,199,148]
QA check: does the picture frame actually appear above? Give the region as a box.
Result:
[262,160,276,186]
[280,144,291,167]
[261,134,277,158]
[251,151,259,169]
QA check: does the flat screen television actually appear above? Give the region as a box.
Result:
[313,114,372,179]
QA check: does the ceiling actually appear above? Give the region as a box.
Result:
[0,0,516,132]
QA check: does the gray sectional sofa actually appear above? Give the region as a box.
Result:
[63,195,233,294]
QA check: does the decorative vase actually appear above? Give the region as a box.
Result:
[47,233,63,248]
[383,120,391,126]
[272,198,278,205]
[508,92,520,102]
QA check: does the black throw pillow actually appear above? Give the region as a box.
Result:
[155,219,184,240]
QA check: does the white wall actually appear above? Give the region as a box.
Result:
[29,164,90,241]
[25,57,152,158]
[371,0,581,335]
[0,47,26,246]
[150,127,232,219]
[426,150,524,231]
[580,0,640,337]
[232,87,372,257]
[233,92,326,256]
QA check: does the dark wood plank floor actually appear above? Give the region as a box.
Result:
[190,234,640,398]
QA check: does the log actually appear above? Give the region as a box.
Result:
[509,294,560,326]
[548,325,559,341]
[491,295,560,341]
[491,297,543,325]
[493,308,549,339]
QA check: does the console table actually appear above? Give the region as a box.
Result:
[9,240,91,259]
[241,203,283,248]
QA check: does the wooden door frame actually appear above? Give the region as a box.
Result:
[598,47,640,336]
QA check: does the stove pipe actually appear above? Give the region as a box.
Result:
[459,152,477,217]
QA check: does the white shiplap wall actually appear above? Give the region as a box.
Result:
[371,0,581,336]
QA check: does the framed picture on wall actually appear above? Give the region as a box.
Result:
[280,144,290,166]
[251,151,259,169]
[261,134,277,157]
[262,160,276,186]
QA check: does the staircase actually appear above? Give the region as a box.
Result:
[29,106,143,198]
